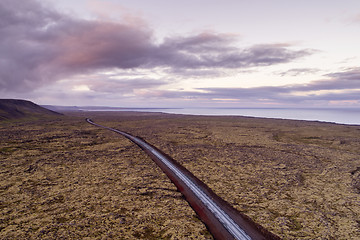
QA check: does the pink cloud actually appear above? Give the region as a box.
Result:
[0,0,314,93]
[55,21,152,69]
[86,0,141,23]
[354,13,360,22]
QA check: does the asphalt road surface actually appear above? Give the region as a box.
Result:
[86,118,280,240]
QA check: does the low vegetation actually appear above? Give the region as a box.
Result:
[1,111,360,239]
[0,99,62,121]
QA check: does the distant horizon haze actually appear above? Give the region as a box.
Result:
[43,104,360,125]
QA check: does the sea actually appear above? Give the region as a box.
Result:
[83,107,360,126]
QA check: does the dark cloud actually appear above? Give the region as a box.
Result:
[295,68,360,91]
[0,0,153,92]
[0,0,62,91]
[166,68,228,78]
[151,37,313,69]
[325,68,360,81]
[277,68,320,77]
[0,0,314,93]
[204,68,360,102]
[87,78,166,93]
[145,68,360,103]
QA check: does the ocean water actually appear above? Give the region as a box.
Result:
[104,108,360,125]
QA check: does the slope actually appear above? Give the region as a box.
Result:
[0,99,62,121]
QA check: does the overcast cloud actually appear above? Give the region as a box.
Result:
[0,0,313,93]
[276,68,321,77]
[1,0,359,108]
[140,68,360,104]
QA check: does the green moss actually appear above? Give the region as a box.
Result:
[55,217,68,223]
[287,216,303,231]
[132,226,171,240]
[0,147,17,154]
[1,112,360,239]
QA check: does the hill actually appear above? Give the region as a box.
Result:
[0,99,62,121]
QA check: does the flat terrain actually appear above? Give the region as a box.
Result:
[1,111,360,239]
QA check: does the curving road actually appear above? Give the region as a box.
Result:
[86,118,280,240]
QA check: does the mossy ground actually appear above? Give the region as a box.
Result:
[1,112,360,239]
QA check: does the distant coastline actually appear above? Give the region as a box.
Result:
[156,107,360,125]
[43,105,360,126]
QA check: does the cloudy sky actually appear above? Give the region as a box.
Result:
[1,0,360,108]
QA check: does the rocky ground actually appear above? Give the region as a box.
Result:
[1,111,360,239]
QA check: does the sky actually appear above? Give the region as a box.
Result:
[0,0,360,108]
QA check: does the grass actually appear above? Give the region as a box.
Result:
[1,112,360,239]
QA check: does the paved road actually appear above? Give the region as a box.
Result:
[86,118,279,240]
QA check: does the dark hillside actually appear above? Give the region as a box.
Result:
[0,99,62,120]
